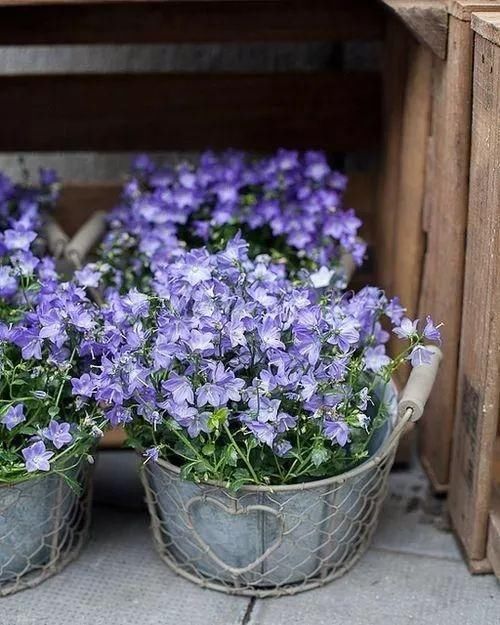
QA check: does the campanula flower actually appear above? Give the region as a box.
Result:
[22,441,54,472]
[1,403,25,430]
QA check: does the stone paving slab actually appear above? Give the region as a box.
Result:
[249,549,499,625]
[373,468,461,561]
[0,506,249,625]
[1,455,498,625]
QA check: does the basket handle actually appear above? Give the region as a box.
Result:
[44,217,70,259]
[340,251,355,283]
[368,346,442,467]
[64,210,107,269]
[397,345,442,422]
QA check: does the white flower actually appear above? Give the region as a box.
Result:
[310,266,335,288]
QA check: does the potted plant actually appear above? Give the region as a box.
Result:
[0,172,104,596]
[93,150,365,294]
[77,235,441,596]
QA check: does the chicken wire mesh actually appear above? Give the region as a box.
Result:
[0,463,92,597]
[140,397,402,597]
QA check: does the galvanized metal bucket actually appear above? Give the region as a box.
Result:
[0,463,92,596]
[141,350,442,596]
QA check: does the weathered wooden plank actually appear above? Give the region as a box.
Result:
[0,72,381,152]
[0,0,384,45]
[487,486,500,579]
[417,15,475,492]
[376,16,410,295]
[391,40,432,321]
[380,0,449,58]
[471,10,500,43]
[448,30,500,561]
[55,184,120,236]
[448,0,500,21]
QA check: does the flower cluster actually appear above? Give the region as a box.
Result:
[0,172,104,484]
[75,236,440,487]
[96,150,366,293]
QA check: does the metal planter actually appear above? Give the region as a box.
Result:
[141,385,401,596]
[0,464,92,596]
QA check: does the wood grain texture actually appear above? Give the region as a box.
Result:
[0,0,384,45]
[0,72,381,152]
[376,16,410,296]
[471,10,500,44]
[448,33,500,561]
[380,0,449,58]
[417,15,475,491]
[391,40,432,321]
[487,486,500,579]
[55,184,120,235]
[448,0,500,21]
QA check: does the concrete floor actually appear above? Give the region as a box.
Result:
[1,452,498,625]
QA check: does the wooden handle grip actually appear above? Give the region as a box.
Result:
[340,251,356,282]
[44,217,70,259]
[64,211,106,268]
[398,345,442,422]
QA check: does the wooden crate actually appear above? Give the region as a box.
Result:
[378,0,500,492]
[447,11,500,574]
[0,0,386,448]
[0,1,493,483]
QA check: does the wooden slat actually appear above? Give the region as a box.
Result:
[471,10,500,43]
[376,16,410,295]
[0,0,384,45]
[448,0,500,21]
[380,0,449,58]
[448,30,500,562]
[391,39,432,322]
[417,15,475,492]
[487,485,500,579]
[0,72,381,152]
[55,184,120,236]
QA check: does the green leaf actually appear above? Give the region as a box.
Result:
[208,407,229,430]
[48,406,60,418]
[311,446,330,468]
[202,442,215,456]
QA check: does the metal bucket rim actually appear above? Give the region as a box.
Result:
[144,380,399,493]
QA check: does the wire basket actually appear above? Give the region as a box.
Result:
[140,350,442,597]
[0,463,92,597]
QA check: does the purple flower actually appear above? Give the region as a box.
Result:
[258,316,284,350]
[168,402,210,438]
[71,373,94,398]
[3,227,37,251]
[43,420,73,449]
[187,329,214,353]
[162,373,194,405]
[247,421,276,447]
[423,316,442,344]
[274,439,292,457]
[386,297,405,324]
[75,265,102,288]
[22,441,54,472]
[143,446,159,463]
[323,420,350,447]
[393,317,419,340]
[408,345,433,367]
[327,317,359,353]
[0,266,18,298]
[364,346,391,372]
[123,288,150,317]
[12,327,43,359]
[39,167,58,186]
[1,403,25,430]
[248,396,281,423]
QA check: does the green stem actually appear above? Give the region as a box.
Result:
[223,423,260,484]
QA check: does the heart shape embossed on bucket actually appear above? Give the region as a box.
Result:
[185,496,285,576]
